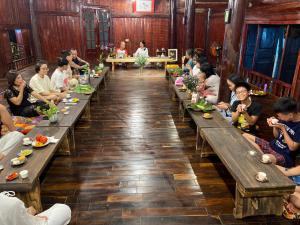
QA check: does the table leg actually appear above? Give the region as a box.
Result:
[82,101,91,120]
[16,180,42,213]
[57,133,71,156]
[112,62,115,72]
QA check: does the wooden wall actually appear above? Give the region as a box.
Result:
[33,0,170,62]
[0,0,31,77]
[176,0,227,63]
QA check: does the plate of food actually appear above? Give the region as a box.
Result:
[32,135,49,148]
[6,172,19,181]
[18,149,33,157]
[251,90,267,96]
[188,100,215,112]
[203,113,213,119]
[11,156,27,166]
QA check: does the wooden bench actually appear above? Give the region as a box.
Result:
[201,127,295,218]
[37,99,90,154]
[0,126,69,212]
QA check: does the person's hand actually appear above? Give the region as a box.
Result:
[186,64,192,70]
[266,117,276,127]
[27,206,37,215]
[237,104,245,113]
[0,153,4,161]
[276,165,286,175]
[217,102,229,110]
[86,62,90,67]
[181,56,186,63]
[271,122,285,130]
[36,215,48,221]
[20,80,26,90]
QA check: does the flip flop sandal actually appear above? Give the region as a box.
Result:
[283,204,300,220]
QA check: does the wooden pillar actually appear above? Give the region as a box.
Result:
[218,0,247,102]
[185,0,195,50]
[170,0,177,49]
[29,0,43,60]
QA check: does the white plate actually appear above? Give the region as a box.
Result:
[32,139,50,148]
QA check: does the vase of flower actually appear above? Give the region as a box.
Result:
[49,113,58,123]
[135,55,148,76]
[37,104,59,123]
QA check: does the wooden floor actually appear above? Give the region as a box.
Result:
[4,68,295,224]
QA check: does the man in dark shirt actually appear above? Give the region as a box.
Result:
[243,97,300,168]
[231,82,262,134]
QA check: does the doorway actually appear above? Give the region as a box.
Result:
[82,7,111,64]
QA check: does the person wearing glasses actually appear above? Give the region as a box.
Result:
[231,81,262,134]
[29,62,65,103]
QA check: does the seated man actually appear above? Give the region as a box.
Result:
[243,97,300,167]
[71,48,89,67]
[231,82,262,134]
[116,41,128,58]
[0,191,71,225]
[0,104,24,160]
[30,62,65,103]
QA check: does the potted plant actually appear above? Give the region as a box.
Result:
[183,74,199,99]
[135,55,148,76]
[81,64,90,84]
[37,104,59,123]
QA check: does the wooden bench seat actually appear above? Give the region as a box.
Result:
[201,127,295,218]
[0,126,69,212]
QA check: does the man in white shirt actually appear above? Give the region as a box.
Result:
[51,58,69,92]
[30,62,65,102]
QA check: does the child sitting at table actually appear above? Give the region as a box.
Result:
[231,81,262,134]
[243,97,300,168]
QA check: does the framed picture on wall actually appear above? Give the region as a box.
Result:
[168,49,178,61]
[133,0,155,13]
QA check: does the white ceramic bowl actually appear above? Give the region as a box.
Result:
[20,170,29,179]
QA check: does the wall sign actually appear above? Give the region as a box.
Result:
[133,0,155,13]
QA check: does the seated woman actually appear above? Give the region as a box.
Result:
[0,191,71,225]
[231,82,262,134]
[30,62,64,102]
[182,49,194,73]
[0,104,24,161]
[133,41,149,57]
[190,56,207,76]
[5,70,50,117]
[62,51,80,87]
[51,58,70,92]
[198,63,220,104]
[276,165,300,219]
[216,74,244,121]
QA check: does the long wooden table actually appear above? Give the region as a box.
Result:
[202,127,295,218]
[106,57,176,72]
[0,126,69,211]
[37,99,90,154]
[167,74,296,218]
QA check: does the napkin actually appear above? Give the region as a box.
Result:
[48,136,59,144]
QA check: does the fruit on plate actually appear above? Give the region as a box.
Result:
[19,149,33,157]
[203,113,213,119]
[72,98,79,103]
[18,155,26,161]
[34,141,44,147]
[36,134,48,144]
[6,172,19,181]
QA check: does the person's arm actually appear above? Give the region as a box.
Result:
[31,91,50,104]
[277,165,300,176]
[0,104,15,132]
[145,48,149,57]
[240,111,259,126]
[77,56,89,65]
[70,61,84,70]
[231,101,240,123]
[274,123,300,151]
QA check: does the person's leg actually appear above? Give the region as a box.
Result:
[0,104,15,131]
[242,133,262,152]
[290,191,300,210]
[20,105,40,117]
[38,204,71,225]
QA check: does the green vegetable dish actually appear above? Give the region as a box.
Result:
[188,99,214,112]
[74,84,95,95]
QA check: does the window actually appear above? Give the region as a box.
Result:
[243,24,300,84]
[84,11,96,49]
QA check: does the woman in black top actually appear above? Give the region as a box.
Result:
[4,70,50,117]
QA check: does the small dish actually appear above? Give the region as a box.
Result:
[255,172,268,183]
[0,164,4,171]
[64,111,70,115]
[20,170,29,179]
[11,157,27,166]
[6,172,19,181]
[248,150,257,156]
[18,149,33,157]
[32,139,50,148]
[203,113,213,119]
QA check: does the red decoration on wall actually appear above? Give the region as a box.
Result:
[132,0,155,13]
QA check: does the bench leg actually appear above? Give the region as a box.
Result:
[234,183,283,218]
[16,180,42,213]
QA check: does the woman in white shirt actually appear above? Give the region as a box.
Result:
[0,191,71,225]
[29,62,64,102]
[51,58,69,92]
[134,41,149,57]
[200,63,220,104]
